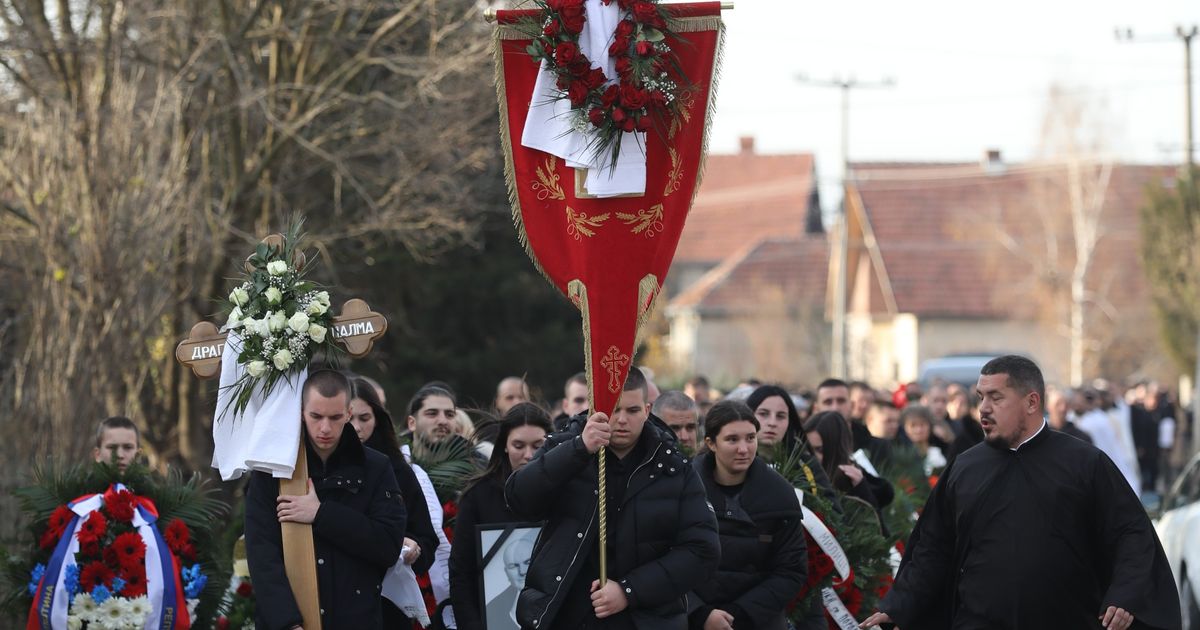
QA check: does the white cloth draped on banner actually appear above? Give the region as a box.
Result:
[382,547,431,627]
[212,332,307,481]
[521,0,647,197]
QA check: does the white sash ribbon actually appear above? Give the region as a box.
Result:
[796,489,858,629]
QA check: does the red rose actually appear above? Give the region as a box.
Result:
[584,68,607,90]
[608,37,627,57]
[601,85,619,107]
[542,41,555,59]
[556,75,570,91]
[615,57,633,78]
[569,59,591,77]
[636,41,654,57]
[632,2,659,24]
[635,115,651,132]
[567,81,588,106]
[814,552,834,577]
[80,561,114,592]
[616,19,635,37]
[610,107,627,124]
[554,41,580,66]
[237,581,254,598]
[617,0,635,9]
[588,108,606,127]
[620,117,636,132]
[619,83,647,109]
[562,12,585,34]
[543,21,559,38]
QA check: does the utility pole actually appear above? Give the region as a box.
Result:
[797,75,893,379]
[1117,25,1199,454]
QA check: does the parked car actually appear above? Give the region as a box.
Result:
[916,354,1003,388]
[1156,452,1200,630]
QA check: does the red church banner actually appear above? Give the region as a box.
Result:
[493,2,724,416]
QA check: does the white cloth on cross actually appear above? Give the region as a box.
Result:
[212,332,307,481]
[521,0,647,197]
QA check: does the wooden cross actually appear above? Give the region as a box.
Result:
[174,234,388,630]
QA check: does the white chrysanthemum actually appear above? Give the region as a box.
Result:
[288,311,310,334]
[267,260,289,275]
[126,596,152,623]
[70,593,98,618]
[66,615,82,630]
[95,597,126,630]
[308,323,327,343]
[273,349,294,370]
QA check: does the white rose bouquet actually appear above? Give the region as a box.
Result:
[219,221,338,415]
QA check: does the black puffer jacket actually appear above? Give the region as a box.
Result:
[689,453,807,630]
[505,413,720,630]
[246,429,407,630]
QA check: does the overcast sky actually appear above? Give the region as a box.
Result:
[707,0,1200,207]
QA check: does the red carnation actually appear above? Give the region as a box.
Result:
[80,561,114,592]
[567,81,589,106]
[113,531,146,566]
[119,568,148,597]
[636,41,654,57]
[236,581,254,598]
[814,552,834,577]
[47,505,74,535]
[616,19,635,38]
[104,489,137,523]
[164,519,191,551]
[554,41,580,66]
[79,511,107,541]
[601,84,620,108]
[588,108,606,127]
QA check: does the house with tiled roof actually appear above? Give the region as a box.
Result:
[662,138,828,385]
[843,153,1177,386]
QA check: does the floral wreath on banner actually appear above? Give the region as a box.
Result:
[773,444,894,626]
[520,0,690,166]
[1,462,228,628]
[221,219,337,416]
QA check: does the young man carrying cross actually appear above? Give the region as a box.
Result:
[245,369,407,630]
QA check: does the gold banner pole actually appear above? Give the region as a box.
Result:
[598,443,608,587]
[280,441,322,630]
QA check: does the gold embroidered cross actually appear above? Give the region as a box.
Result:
[600,345,630,393]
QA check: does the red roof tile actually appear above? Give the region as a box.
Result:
[849,161,1177,318]
[670,236,830,313]
[675,149,817,265]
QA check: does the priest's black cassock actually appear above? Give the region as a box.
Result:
[879,423,1181,630]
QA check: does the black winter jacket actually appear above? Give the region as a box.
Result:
[505,413,720,630]
[245,429,407,630]
[689,453,807,630]
[449,474,525,630]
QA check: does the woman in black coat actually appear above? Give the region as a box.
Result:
[690,401,807,630]
[803,411,894,515]
[449,402,552,630]
[349,377,440,625]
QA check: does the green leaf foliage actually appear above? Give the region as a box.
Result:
[1139,167,1200,372]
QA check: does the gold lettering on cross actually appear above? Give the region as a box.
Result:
[600,345,630,393]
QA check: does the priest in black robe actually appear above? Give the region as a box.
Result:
[860,355,1181,630]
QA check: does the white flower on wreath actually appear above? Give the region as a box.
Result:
[267,260,289,276]
[315,290,331,306]
[265,286,283,305]
[227,306,244,329]
[95,596,126,629]
[308,323,327,344]
[268,311,287,332]
[307,300,328,316]
[288,311,310,334]
[70,593,97,618]
[229,286,250,307]
[126,596,151,622]
[66,615,82,630]
[246,360,268,378]
[273,348,294,370]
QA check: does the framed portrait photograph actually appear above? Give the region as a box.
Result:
[478,523,542,630]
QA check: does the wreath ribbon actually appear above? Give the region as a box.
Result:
[796,490,858,630]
